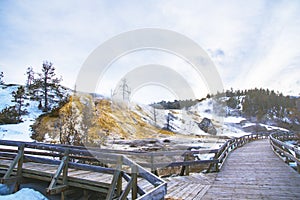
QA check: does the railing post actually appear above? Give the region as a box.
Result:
[116,156,123,196]
[150,153,157,175]
[281,146,290,164]
[296,152,300,174]
[131,165,138,200]
[61,149,69,200]
[106,156,123,200]
[14,144,24,192]
[233,139,236,149]
[180,153,191,176]
[214,151,220,172]
[185,154,190,176]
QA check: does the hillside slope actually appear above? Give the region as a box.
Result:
[1,84,295,147]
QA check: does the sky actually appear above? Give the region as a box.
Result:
[0,0,299,103]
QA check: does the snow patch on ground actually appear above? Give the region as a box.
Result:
[221,125,249,137]
[224,116,245,123]
[259,123,289,132]
[0,85,43,142]
[0,186,47,200]
[0,85,18,111]
[0,120,33,141]
[243,123,256,128]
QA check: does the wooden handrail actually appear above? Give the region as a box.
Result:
[0,132,273,199]
[0,140,167,199]
[269,131,300,173]
[0,133,270,177]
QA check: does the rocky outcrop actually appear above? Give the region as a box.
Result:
[198,118,217,135]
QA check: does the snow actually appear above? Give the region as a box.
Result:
[0,120,33,141]
[243,122,256,128]
[131,98,264,138]
[259,123,289,132]
[189,99,214,119]
[221,125,249,137]
[0,85,43,142]
[224,116,245,123]
[0,186,47,200]
[0,184,10,195]
[0,86,49,199]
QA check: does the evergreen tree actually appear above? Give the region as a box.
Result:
[227,96,239,109]
[0,106,20,124]
[12,86,27,121]
[32,61,62,112]
[0,72,4,84]
[153,106,157,126]
[164,112,176,131]
[25,66,35,87]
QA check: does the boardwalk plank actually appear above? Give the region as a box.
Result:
[166,139,300,199]
[201,139,300,199]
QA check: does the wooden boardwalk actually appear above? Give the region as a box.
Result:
[200,139,300,199]
[1,135,300,199]
[164,139,300,199]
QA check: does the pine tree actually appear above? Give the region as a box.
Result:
[25,66,34,87]
[0,72,4,84]
[153,106,157,126]
[32,61,62,112]
[12,86,27,121]
[0,106,19,124]
[164,112,176,131]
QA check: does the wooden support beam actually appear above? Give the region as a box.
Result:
[123,172,146,196]
[0,140,169,199]
[0,176,21,184]
[131,165,138,200]
[14,144,24,191]
[106,170,121,200]
[116,156,123,196]
[61,149,69,200]
[3,151,22,179]
[296,152,300,174]
[119,178,132,200]
[47,156,67,191]
[106,156,123,200]
[1,144,24,192]
[47,185,68,195]
[47,150,69,195]
[150,153,156,174]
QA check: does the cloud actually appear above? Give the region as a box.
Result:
[0,0,299,101]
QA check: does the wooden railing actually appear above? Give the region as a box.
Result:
[0,140,167,200]
[269,131,300,173]
[85,133,269,175]
[0,132,277,198]
[206,132,269,172]
[65,132,268,175]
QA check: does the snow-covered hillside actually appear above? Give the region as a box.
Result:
[0,84,43,141]
[140,98,249,137]
[1,84,292,145]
